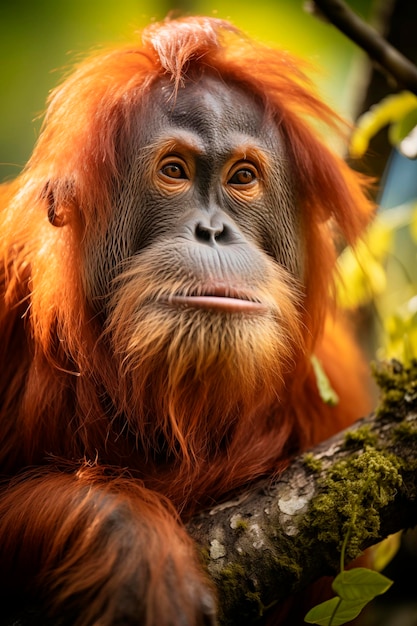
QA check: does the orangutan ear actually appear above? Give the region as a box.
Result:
[42,182,68,227]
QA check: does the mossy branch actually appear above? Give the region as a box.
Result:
[187,360,417,625]
[308,0,417,95]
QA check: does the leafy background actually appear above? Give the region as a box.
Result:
[0,0,373,183]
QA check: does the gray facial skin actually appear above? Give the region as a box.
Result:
[83,74,302,311]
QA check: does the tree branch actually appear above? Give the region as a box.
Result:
[309,0,417,95]
[188,360,417,625]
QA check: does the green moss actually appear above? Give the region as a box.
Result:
[376,389,406,419]
[373,359,417,419]
[343,425,378,449]
[219,562,246,583]
[216,541,302,623]
[302,448,402,562]
[233,519,249,532]
[303,453,323,473]
[393,421,417,442]
[217,563,246,607]
[217,563,257,622]
[245,591,266,617]
[271,551,303,581]
[199,547,210,565]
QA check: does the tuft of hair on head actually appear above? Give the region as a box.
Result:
[142,16,237,89]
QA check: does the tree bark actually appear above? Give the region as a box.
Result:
[187,360,417,625]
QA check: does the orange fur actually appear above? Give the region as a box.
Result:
[0,16,374,626]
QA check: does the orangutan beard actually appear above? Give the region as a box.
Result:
[104,244,304,463]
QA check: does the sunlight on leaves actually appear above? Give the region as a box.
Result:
[336,204,414,310]
[335,221,392,309]
[383,302,417,364]
[350,91,417,158]
[389,107,417,146]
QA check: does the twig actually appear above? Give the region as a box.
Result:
[310,0,417,95]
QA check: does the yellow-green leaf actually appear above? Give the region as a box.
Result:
[350,92,417,158]
[305,597,367,626]
[389,107,417,146]
[311,355,339,406]
[372,533,401,572]
[332,567,393,602]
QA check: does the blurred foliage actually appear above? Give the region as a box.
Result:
[350,92,417,158]
[0,0,373,182]
[338,91,417,364]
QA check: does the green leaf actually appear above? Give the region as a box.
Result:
[304,596,367,625]
[311,355,339,406]
[372,533,401,572]
[305,597,341,625]
[389,107,417,146]
[350,91,417,157]
[332,568,393,602]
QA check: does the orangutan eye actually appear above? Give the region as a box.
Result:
[227,160,260,189]
[228,168,256,185]
[160,162,188,180]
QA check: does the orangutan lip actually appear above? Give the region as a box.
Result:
[166,289,267,313]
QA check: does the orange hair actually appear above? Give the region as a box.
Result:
[0,17,377,626]
[0,16,373,507]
